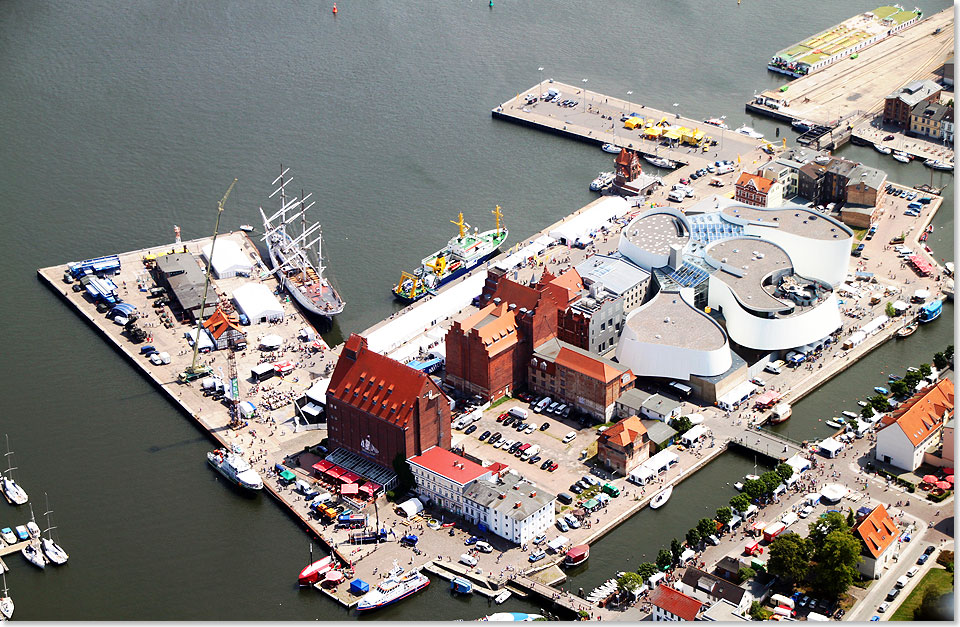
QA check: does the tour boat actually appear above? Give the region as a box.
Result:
[650,485,673,509]
[892,151,910,163]
[590,171,615,191]
[2,436,28,506]
[919,299,942,323]
[924,159,953,171]
[734,125,764,139]
[356,569,430,612]
[21,542,45,569]
[207,448,264,491]
[769,402,792,424]
[601,143,620,154]
[874,144,892,155]
[479,613,544,621]
[896,321,918,338]
[298,556,333,586]
[563,544,590,567]
[0,529,14,545]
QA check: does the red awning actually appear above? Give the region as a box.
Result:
[312,460,333,473]
[340,470,362,484]
[922,474,939,484]
[908,254,933,276]
[324,465,346,480]
[935,481,951,490]
[340,483,359,495]
[946,475,954,485]
[360,481,382,495]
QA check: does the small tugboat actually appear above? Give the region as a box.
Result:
[601,143,620,154]
[590,171,615,191]
[650,485,673,509]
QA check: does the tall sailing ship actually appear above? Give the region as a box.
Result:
[392,206,508,303]
[260,166,345,318]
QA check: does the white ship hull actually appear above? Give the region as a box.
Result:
[207,450,264,491]
[41,538,69,565]
[1,478,27,506]
[650,485,673,509]
[21,543,45,569]
[356,571,430,612]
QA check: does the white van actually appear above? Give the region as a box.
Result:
[717,164,735,174]
[459,553,478,567]
[895,576,909,589]
[535,397,552,413]
[770,594,795,610]
[562,431,577,444]
[764,363,781,375]
[508,407,529,420]
[668,189,686,202]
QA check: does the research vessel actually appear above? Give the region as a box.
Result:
[356,569,430,612]
[206,448,264,491]
[260,166,345,318]
[393,207,508,303]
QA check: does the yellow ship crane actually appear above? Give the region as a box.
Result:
[492,204,504,236]
[451,212,470,239]
[179,178,238,383]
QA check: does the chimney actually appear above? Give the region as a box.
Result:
[498,493,505,499]
[493,297,502,305]
[530,491,537,498]
[515,501,521,508]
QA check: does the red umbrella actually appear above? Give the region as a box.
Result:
[947,475,955,485]
[922,475,939,484]
[935,481,951,490]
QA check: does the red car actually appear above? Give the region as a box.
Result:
[548,463,559,472]
[496,412,508,422]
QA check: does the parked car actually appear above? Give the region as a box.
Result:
[465,425,477,435]
[751,377,766,387]
[917,553,929,565]
[541,459,553,470]
[799,505,814,518]
[533,534,547,545]
[564,514,581,529]
[883,134,894,141]
[496,412,508,422]
[524,424,536,434]
[465,536,479,546]
[479,430,491,441]
[906,566,920,578]
[539,422,550,431]
[459,554,478,567]
[528,550,546,563]
[555,519,569,532]
[924,545,936,555]
[476,541,493,553]
[583,475,600,486]
[570,484,583,495]
[528,455,541,465]
[563,431,577,443]
[548,463,558,472]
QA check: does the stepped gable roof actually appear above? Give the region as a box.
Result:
[616,148,635,166]
[328,334,436,427]
[854,504,899,558]
[880,378,953,446]
[650,584,703,621]
[202,307,245,339]
[408,447,489,485]
[736,172,774,194]
[600,415,647,448]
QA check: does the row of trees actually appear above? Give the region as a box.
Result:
[766,511,862,598]
[737,463,795,502]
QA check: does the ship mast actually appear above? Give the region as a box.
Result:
[492,204,503,236]
[451,212,469,240]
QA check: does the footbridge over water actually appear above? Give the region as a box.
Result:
[728,428,806,462]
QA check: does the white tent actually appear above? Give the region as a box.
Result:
[643,449,679,474]
[785,454,811,475]
[493,235,557,272]
[818,437,843,458]
[547,536,570,552]
[233,283,284,323]
[549,197,629,245]
[716,380,758,410]
[185,328,216,352]
[239,401,257,418]
[679,548,696,563]
[201,238,253,279]
[260,334,283,350]
[686,413,704,425]
[680,424,709,445]
[395,497,424,519]
[628,465,655,485]
[861,315,888,336]
[820,484,847,503]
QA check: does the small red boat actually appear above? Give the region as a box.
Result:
[298,556,333,586]
[563,544,589,567]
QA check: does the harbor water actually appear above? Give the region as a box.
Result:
[0,0,952,619]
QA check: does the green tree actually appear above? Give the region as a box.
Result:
[698,517,717,538]
[919,363,932,377]
[885,301,896,318]
[869,394,892,413]
[914,583,949,620]
[809,511,849,549]
[903,370,922,388]
[933,351,948,371]
[737,567,756,583]
[846,508,856,527]
[861,404,875,419]
[811,530,862,598]
[749,601,771,621]
[848,418,859,433]
[945,345,953,362]
[890,379,909,397]
[686,527,701,547]
[767,533,813,584]
[730,494,751,513]
[670,538,682,565]
[636,562,659,581]
[656,548,672,570]
[761,471,782,494]
[716,506,733,526]
[671,415,693,435]
[617,571,645,595]
[775,463,794,482]
[743,479,765,501]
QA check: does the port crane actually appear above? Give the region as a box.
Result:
[178,178,238,384]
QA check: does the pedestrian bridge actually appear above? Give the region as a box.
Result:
[728,428,805,462]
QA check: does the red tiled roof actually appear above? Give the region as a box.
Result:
[854,504,899,558]
[408,447,490,485]
[328,334,439,427]
[615,148,634,166]
[881,379,953,446]
[457,303,519,354]
[736,172,774,194]
[545,268,584,304]
[650,584,703,621]
[601,415,647,448]
[202,307,245,340]
[554,346,630,383]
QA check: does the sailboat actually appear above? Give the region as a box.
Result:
[1,436,28,506]
[21,541,45,569]
[298,543,332,586]
[40,494,68,565]
[0,571,12,620]
[650,485,673,509]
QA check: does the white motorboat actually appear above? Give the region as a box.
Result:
[21,542,45,569]
[589,171,615,191]
[825,419,844,429]
[892,151,910,163]
[650,485,673,509]
[40,494,68,565]
[0,572,12,620]
[944,261,954,277]
[239,224,254,232]
[494,590,512,604]
[857,400,869,407]
[25,521,39,540]
[207,448,264,491]
[2,435,28,506]
[841,410,858,420]
[924,159,953,171]
[13,526,28,542]
[734,482,744,491]
[356,569,430,612]
[0,529,14,545]
[874,144,892,155]
[734,125,764,139]
[745,474,760,482]
[601,143,620,154]
[703,117,728,129]
[644,155,678,169]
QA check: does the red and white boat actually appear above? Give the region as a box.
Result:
[563,544,589,567]
[298,556,333,586]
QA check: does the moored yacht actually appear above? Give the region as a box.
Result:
[892,151,910,163]
[590,171,615,191]
[601,143,621,154]
[650,485,673,509]
[734,125,764,139]
[207,448,264,491]
[356,569,430,612]
[21,542,45,569]
[924,159,953,171]
[874,144,892,155]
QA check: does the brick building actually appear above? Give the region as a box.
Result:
[612,148,658,197]
[445,268,581,400]
[883,79,942,127]
[326,334,450,469]
[797,162,828,206]
[202,306,247,350]
[597,415,650,475]
[734,173,782,207]
[528,337,634,420]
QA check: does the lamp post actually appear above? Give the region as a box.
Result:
[536,67,544,103]
[581,78,588,112]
